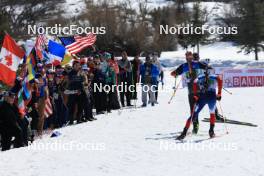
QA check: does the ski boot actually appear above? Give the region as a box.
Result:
[141,103,147,107]
[216,114,225,122]
[215,109,224,122]
[192,121,199,134]
[209,124,215,138]
[176,127,188,140]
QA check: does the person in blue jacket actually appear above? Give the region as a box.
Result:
[140,56,159,107]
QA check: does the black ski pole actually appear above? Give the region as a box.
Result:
[223,87,232,95]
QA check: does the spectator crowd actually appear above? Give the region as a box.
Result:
[0,51,164,151]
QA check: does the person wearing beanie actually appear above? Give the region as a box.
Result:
[92,56,107,114]
[139,56,159,107]
[105,59,121,111]
[0,91,24,151]
[66,60,85,124]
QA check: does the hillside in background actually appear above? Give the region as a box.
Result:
[0,0,263,60]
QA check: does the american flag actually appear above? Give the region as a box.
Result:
[66,33,96,54]
[35,35,47,59]
[44,97,53,118]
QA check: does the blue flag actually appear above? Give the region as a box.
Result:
[23,82,31,100]
[48,40,66,62]
[58,36,75,46]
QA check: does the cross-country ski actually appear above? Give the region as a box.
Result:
[202,118,258,127]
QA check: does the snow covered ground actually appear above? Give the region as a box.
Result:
[61,0,86,17]
[160,42,264,62]
[160,42,264,69]
[1,70,264,176]
[62,0,227,15]
[2,0,264,171]
[62,0,174,17]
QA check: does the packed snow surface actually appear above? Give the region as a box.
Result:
[1,70,264,176]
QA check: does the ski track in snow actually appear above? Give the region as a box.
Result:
[0,71,264,176]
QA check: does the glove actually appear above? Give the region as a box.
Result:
[193,95,199,102]
[216,94,222,101]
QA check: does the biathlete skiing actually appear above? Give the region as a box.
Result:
[176,67,223,140]
[171,51,210,134]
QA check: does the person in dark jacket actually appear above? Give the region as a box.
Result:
[171,52,210,134]
[27,89,39,141]
[118,51,133,107]
[80,63,96,121]
[130,55,141,100]
[51,66,68,127]
[66,61,84,124]
[0,91,24,151]
[92,56,107,114]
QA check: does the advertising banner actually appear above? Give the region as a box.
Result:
[223,68,264,88]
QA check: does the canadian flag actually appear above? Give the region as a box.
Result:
[0,34,25,86]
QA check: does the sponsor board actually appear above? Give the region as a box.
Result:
[223,68,264,88]
[181,67,264,88]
